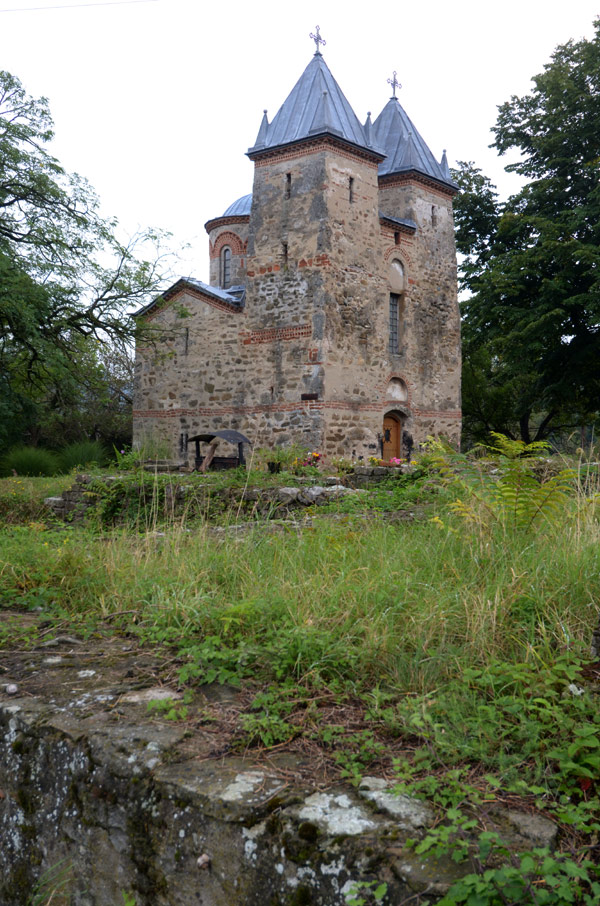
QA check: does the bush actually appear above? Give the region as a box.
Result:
[1,446,60,477]
[58,440,107,472]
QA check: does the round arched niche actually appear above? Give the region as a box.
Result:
[389,259,405,293]
[386,377,408,402]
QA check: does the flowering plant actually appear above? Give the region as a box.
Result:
[291,450,322,473]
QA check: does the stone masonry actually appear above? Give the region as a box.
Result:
[133,41,461,464]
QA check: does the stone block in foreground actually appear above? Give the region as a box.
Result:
[0,636,555,905]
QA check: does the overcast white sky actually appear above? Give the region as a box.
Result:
[2,0,599,282]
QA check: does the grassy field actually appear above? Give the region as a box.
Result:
[1,446,599,904]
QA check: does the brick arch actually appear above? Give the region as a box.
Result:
[209,230,247,259]
[384,246,412,266]
[380,372,413,409]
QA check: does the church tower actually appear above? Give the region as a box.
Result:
[133,31,461,462]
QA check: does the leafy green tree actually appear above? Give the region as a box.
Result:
[0,70,170,449]
[455,21,600,446]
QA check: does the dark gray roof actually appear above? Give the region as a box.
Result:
[378,212,417,231]
[188,430,252,446]
[135,278,245,317]
[222,193,252,217]
[182,278,246,307]
[248,53,383,157]
[372,98,458,190]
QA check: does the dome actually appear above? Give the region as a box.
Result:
[222,193,252,217]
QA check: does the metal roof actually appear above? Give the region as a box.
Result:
[222,193,252,217]
[379,212,417,231]
[248,53,382,157]
[372,98,458,190]
[134,278,245,317]
[188,430,252,445]
[182,278,246,307]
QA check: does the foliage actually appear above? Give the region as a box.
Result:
[57,440,108,472]
[424,435,575,531]
[112,445,145,471]
[0,70,171,451]
[439,848,600,906]
[147,691,192,722]
[345,880,388,906]
[0,474,71,524]
[1,462,599,904]
[392,655,600,795]
[453,21,600,444]
[25,859,71,906]
[1,445,60,477]
[254,443,314,469]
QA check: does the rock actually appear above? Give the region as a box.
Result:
[286,791,383,836]
[276,487,300,504]
[359,777,434,829]
[498,808,557,850]
[120,687,182,704]
[5,685,18,696]
[298,486,327,505]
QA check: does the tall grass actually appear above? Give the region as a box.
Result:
[2,508,598,692]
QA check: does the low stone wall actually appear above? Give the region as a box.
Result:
[42,469,411,524]
[0,639,556,906]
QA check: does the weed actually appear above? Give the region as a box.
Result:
[1,446,60,478]
[345,880,388,905]
[26,859,70,906]
[437,842,600,906]
[147,690,193,721]
[57,440,107,472]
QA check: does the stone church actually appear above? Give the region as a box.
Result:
[133,32,461,464]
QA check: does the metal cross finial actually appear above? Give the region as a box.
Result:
[387,70,402,97]
[310,25,326,55]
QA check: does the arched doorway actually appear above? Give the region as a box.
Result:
[382,412,403,460]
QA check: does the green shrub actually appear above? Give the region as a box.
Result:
[1,446,60,477]
[58,440,107,472]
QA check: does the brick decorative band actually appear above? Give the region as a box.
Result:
[379,172,456,200]
[250,137,381,168]
[413,409,462,419]
[134,404,462,419]
[204,214,249,234]
[240,324,312,345]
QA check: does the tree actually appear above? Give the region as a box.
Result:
[455,21,600,446]
[0,70,171,448]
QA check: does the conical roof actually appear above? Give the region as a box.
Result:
[248,53,382,158]
[372,98,457,190]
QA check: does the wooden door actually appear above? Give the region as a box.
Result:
[382,416,401,460]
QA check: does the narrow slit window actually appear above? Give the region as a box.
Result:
[285,173,291,199]
[394,231,400,245]
[184,327,189,355]
[389,293,400,355]
[220,246,231,288]
[282,241,288,266]
[349,176,354,203]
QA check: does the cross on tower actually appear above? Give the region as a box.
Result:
[310,25,326,55]
[387,71,402,97]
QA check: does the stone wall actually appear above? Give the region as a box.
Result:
[0,652,556,906]
[134,142,461,461]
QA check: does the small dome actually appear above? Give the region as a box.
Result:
[222,193,252,217]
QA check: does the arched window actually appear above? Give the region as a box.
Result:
[388,259,405,355]
[220,247,232,289]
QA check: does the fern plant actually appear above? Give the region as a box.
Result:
[425,434,575,531]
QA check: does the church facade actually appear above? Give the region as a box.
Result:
[133,36,461,464]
